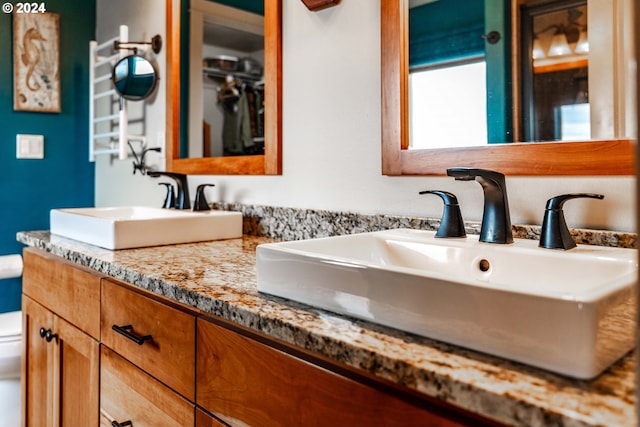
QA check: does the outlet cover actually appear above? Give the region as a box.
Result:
[16,134,44,159]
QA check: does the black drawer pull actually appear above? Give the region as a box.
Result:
[39,328,58,343]
[111,421,132,427]
[112,324,152,345]
[45,330,58,343]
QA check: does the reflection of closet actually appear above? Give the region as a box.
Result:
[189,0,264,158]
[212,74,264,156]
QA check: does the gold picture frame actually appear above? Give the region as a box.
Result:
[13,13,60,112]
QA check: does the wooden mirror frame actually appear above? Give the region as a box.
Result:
[381,0,634,176]
[166,0,282,175]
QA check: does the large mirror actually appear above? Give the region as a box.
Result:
[382,0,635,176]
[165,0,282,175]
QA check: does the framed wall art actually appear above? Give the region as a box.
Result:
[13,12,60,112]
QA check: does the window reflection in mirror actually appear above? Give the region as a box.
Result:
[408,0,490,149]
[410,61,488,149]
[406,0,607,150]
[189,0,265,158]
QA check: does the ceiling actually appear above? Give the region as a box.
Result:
[203,22,263,52]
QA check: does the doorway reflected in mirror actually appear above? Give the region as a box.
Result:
[189,0,265,158]
[521,0,589,142]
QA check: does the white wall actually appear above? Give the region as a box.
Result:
[95,0,636,232]
[95,0,167,207]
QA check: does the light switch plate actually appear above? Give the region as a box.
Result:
[16,134,44,159]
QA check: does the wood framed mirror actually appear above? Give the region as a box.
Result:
[166,0,282,175]
[381,0,634,176]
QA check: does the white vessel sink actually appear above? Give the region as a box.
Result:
[256,229,637,379]
[50,206,242,250]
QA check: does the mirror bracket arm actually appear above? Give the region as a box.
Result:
[114,34,163,55]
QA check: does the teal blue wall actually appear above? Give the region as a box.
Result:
[409,0,485,67]
[0,0,96,313]
[213,0,263,15]
[485,0,513,143]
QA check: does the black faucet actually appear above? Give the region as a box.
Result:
[193,184,215,211]
[158,182,176,209]
[418,190,466,238]
[446,168,513,244]
[539,193,604,250]
[147,171,191,209]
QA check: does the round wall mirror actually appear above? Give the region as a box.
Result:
[112,55,158,100]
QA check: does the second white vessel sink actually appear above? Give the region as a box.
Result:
[256,228,637,379]
[51,206,243,250]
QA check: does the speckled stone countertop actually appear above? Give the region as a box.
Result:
[17,229,636,427]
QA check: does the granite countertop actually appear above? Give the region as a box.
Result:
[17,231,636,427]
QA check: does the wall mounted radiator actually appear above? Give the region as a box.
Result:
[89,25,130,161]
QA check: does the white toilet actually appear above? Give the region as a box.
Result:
[0,310,22,427]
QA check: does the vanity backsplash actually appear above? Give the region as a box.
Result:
[212,202,636,249]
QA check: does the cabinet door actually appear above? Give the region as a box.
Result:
[23,297,99,427]
[23,297,54,427]
[197,319,470,427]
[55,316,100,426]
[100,346,194,427]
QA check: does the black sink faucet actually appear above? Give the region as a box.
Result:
[418,190,466,238]
[539,193,604,250]
[147,171,191,209]
[446,168,513,244]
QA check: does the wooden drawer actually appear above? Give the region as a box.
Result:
[196,408,229,427]
[101,279,196,400]
[197,318,473,427]
[100,346,194,427]
[22,248,101,339]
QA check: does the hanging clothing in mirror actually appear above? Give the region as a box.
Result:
[217,75,264,156]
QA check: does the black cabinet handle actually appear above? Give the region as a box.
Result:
[45,330,58,343]
[39,328,57,343]
[111,421,132,427]
[112,324,152,345]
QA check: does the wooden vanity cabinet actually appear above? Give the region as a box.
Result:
[22,248,102,427]
[22,248,497,427]
[196,317,490,427]
[100,346,194,427]
[196,408,229,427]
[22,249,198,427]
